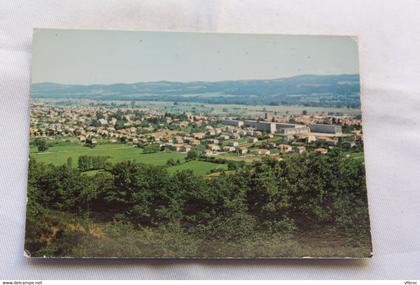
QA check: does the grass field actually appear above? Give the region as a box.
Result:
[168,160,228,176]
[30,143,185,165]
[30,143,226,176]
[218,153,263,163]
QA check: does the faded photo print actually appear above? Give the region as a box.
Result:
[25,29,372,258]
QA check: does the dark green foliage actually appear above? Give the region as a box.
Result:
[34,138,48,152]
[66,157,73,168]
[27,158,96,214]
[84,138,96,148]
[166,158,177,166]
[90,119,100,127]
[78,155,110,172]
[186,148,200,160]
[96,111,104,120]
[227,160,246,170]
[25,151,371,257]
[114,120,125,130]
[107,161,173,225]
[143,144,160,154]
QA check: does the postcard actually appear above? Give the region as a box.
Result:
[25,29,372,258]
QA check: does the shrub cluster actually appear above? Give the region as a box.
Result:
[25,150,370,257]
[77,155,111,172]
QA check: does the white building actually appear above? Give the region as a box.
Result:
[309,124,342,134]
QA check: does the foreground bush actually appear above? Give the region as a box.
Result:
[25,150,371,257]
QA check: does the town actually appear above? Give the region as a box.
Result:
[30,101,364,170]
[24,30,372,259]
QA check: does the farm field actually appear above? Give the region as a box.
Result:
[30,143,226,176]
[218,153,263,163]
[168,160,228,176]
[30,143,185,165]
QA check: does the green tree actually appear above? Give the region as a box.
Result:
[166,158,177,166]
[66,157,73,168]
[78,156,90,172]
[34,138,48,152]
[96,111,104,120]
[186,146,204,160]
[85,138,96,148]
[25,148,370,256]
[186,149,199,160]
[143,144,160,154]
[90,119,100,127]
[115,120,125,130]
[108,161,172,226]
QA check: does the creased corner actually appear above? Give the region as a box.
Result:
[24,249,32,258]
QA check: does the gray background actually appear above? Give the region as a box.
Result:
[1,0,419,279]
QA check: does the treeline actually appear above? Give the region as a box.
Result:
[25,150,371,257]
[198,156,246,170]
[77,155,111,172]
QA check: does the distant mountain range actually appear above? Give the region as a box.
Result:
[32,74,361,108]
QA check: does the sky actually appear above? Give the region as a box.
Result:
[31,29,359,84]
